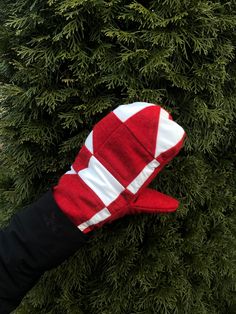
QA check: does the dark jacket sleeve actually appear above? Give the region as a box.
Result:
[0,188,91,313]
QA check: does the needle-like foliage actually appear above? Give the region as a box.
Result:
[0,1,235,313]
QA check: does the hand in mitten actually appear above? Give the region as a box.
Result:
[53,102,186,234]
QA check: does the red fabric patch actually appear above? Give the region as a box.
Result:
[93,112,122,153]
[95,125,153,187]
[131,188,178,214]
[125,105,160,156]
[53,174,105,227]
[107,193,127,220]
[72,145,92,172]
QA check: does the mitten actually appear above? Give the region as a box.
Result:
[53,102,186,234]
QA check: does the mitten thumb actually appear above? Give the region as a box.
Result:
[130,188,179,214]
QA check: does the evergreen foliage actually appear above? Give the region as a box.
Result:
[0,0,236,313]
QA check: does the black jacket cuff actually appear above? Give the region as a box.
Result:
[0,188,90,313]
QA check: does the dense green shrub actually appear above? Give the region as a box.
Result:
[0,0,235,313]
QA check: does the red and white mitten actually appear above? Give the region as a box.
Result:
[53,102,186,234]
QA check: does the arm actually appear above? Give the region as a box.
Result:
[0,189,90,313]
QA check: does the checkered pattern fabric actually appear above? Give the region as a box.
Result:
[53,102,186,234]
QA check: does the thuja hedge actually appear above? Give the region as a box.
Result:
[0,0,235,313]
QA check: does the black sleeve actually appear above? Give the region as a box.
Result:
[0,188,91,314]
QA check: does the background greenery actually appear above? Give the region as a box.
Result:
[0,0,235,313]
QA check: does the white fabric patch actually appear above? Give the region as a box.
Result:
[65,165,77,175]
[79,156,125,206]
[77,207,111,232]
[85,131,93,153]
[113,102,155,122]
[127,159,160,194]
[160,108,169,119]
[155,108,185,158]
